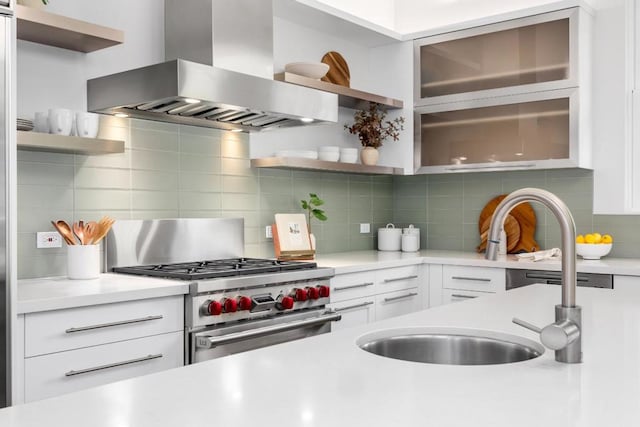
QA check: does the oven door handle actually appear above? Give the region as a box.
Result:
[196,312,343,349]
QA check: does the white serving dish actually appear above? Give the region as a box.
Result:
[318,151,340,162]
[275,150,318,159]
[284,62,330,79]
[576,243,612,260]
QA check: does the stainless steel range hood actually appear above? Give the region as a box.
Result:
[87,0,338,132]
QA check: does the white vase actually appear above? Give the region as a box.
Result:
[17,0,46,9]
[360,147,379,166]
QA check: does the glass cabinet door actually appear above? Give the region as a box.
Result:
[415,10,575,103]
[415,91,576,172]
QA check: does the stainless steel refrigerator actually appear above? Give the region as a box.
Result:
[0,0,13,409]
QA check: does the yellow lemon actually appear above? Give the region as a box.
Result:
[602,234,613,244]
[593,232,602,244]
[584,234,596,244]
[576,235,585,244]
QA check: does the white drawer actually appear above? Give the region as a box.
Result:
[328,296,376,332]
[375,288,421,321]
[442,288,493,305]
[25,331,183,402]
[376,265,421,293]
[330,271,376,303]
[442,265,504,292]
[25,295,183,357]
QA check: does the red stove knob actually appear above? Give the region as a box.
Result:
[205,300,222,316]
[307,287,320,300]
[223,298,238,313]
[294,288,308,302]
[318,285,330,298]
[278,296,294,310]
[238,296,252,311]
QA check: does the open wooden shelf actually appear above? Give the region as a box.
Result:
[251,156,399,175]
[16,4,124,53]
[17,131,125,155]
[275,72,403,110]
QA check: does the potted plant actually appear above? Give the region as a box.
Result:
[300,193,327,251]
[344,103,404,166]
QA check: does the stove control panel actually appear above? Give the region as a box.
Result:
[192,280,331,327]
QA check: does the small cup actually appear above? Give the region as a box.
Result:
[48,108,73,135]
[401,234,419,252]
[75,112,100,138]
[33,112,49,133]
[67,244,100,280]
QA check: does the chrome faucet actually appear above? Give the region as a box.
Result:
[485,188,582,363]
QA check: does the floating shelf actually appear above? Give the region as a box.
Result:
[17,131,125,155]
[274,72,403,110]
[251,157,399,175]
[16,5,124,53]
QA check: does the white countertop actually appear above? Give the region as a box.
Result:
[2,283,640,426]
[17,274,189,314]
[316,249,640,275]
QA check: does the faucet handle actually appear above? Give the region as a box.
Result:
[513,317,580,351]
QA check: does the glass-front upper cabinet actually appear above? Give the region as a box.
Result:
[414,8,579,106]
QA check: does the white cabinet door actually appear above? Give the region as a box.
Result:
[375,288,421,321]
[442,289,493,304]
[614,275,640,293]
[328,297,376,332]
[24,331,183,402]
[376,265,421,293]
[442,265,505,293]
[330,271,376,303]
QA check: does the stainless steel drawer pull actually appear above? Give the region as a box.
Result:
[383,275,418,283]
[451,276,491,282]
[65,315,164,333]
[451,294,477,299]
[65,353,163,377]
[197,312,342,349]
[384,292,418,303]
[334,301,374,312]
[334,282,374,291]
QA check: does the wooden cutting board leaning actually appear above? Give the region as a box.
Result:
[477,195,540,254]
[320,51,350,87]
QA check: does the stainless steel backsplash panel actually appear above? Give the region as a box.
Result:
[105,218,244,271]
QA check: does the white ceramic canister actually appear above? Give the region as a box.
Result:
[67,244,100,280]
[378,223,402,251]
[401,234,419,252]
[402,224,420,251]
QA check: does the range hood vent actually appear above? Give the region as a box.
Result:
[87,0,338,132]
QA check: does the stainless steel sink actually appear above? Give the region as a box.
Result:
[357,327,544,365]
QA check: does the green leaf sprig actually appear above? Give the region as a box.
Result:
[301,193,327,232]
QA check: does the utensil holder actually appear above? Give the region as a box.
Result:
[67,245,100,280]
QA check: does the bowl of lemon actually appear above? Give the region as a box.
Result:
[575,233,613,260]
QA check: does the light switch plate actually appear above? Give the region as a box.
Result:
[359,223,370,234]
[37,231,63,248]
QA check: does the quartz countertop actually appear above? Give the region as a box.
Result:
[2,283,639,426]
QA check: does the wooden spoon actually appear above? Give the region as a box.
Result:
[52,220,77,245]
[73,221,86,245]
[92,216,116,244]
[84,221,99,245]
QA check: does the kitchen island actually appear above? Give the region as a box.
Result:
[2,283,639,426]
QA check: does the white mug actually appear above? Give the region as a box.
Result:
[33,112,49,133]
[48,108,73,135]
[75,112,100,138]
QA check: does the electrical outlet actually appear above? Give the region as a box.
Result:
[265,225,273,239]
[37,231,63,248]
[359,223,371,234]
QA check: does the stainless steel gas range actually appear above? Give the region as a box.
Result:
[106,218,340,364]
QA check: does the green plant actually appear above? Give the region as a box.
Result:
[300,193,327,232]
[344,103,405,149]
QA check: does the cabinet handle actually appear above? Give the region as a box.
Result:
[65,315,164,333]
[445,164,536,171]
[383,275,418,283]
[333,301,374,312]
[65,354,163,377]
[451,276,491,283]
[451,294,477,299]
[383,292,418,303]
[334,282,374,291]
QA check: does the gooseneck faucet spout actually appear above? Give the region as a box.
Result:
[485,188,582,363]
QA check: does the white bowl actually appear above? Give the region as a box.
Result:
[340,154,358,163]
[318,151,340,162]
[319,145,340,152]
[275,150,318,159]
[576,243,612,260]
[284,62,330,79]
[340,148,358,155]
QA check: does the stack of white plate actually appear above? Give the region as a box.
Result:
[275,150,318,159]
[17,118,34,131]
[340,148,358,163]
[318,146,340,162]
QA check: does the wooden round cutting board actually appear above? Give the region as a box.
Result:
[476,195,540,254]
[321,51,350,87]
